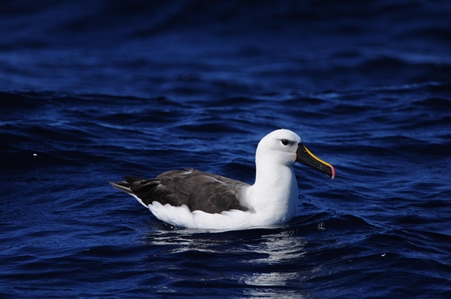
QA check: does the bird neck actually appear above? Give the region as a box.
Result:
[246,163,299,223]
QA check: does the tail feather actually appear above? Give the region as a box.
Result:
[109,180,133,195]
[109,178,150,208]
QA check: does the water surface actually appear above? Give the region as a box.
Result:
[1,1,451,298]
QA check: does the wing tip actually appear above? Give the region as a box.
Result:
[109,180,132,194]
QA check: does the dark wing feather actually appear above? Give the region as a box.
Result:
[110,169,249,214]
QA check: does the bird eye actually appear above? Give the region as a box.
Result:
[281,139,290,146]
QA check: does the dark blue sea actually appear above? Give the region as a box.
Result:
[1,1,451,298]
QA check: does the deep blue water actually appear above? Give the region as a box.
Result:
[1,1,451,298]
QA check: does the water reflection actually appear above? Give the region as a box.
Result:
[142,227,314,298]
[246,230,308,264]
[240,230,313,298]
[142,228,240,255]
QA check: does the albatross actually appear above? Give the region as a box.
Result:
[110,129,335,230]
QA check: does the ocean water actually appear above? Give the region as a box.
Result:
[1,1,451,298]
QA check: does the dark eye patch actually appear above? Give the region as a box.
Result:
[281,139,290,146]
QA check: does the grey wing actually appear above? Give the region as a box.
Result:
[186,172,249,213]
[110,169,249,214]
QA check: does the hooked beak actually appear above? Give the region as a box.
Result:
[295,144,336,179]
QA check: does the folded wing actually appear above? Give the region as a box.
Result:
[110,169,249,214]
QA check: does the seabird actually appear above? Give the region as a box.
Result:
[110,129,335,230]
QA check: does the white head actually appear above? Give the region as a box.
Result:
[256,129,301,167]
[255,129,335,178]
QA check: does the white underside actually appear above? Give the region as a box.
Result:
[147,201,296,230]
[130,193,296,230]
